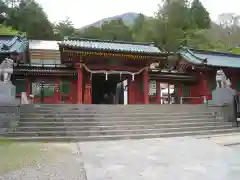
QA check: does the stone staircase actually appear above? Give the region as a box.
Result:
[1,104,239,142]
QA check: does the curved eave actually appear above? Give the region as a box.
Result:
[59,45,168,58]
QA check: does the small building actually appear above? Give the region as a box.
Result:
[179,47,240,103]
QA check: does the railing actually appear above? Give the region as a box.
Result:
[180,96,208,104]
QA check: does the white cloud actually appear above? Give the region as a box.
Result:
[37,0,240,28]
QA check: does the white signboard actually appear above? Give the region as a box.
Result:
[149,80,157,96]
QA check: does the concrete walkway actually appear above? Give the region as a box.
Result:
[2,135,240,180]
[80,137,240,180]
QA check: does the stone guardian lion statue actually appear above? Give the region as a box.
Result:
[216,69,231,88]
[0,58,14,83]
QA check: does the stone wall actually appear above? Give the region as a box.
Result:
[0,104,20,134]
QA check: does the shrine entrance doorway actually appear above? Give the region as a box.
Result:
[91,74,124,104]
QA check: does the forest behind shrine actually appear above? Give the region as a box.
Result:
[1,0,240,52]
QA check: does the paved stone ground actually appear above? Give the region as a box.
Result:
[2,136,240,180]
[80,137,240,180]
[205,133,240,146]
[0,143,87,180]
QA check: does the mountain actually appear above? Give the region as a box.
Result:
[81,12,140,29]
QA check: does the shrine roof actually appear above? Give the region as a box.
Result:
[58,37,164,55]
[179,47,240,68]
[0,35,28,54]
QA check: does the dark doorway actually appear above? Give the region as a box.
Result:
[92,74,124,104]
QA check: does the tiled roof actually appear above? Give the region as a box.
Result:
[0,35,28,54]
[179,47,240,68]
[58,38,163,55]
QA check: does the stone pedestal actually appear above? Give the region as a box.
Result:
[0,82,16,104]
[209,87,236,106]
[0,82,19,134]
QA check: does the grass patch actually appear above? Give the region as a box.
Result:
[0,140,70,175]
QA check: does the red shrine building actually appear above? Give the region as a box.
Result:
[1,35,240,105]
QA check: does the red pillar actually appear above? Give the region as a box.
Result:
[84,75,92,104]
[26,78,30,98]
[202,74,209,97]
[198,72,210,103]
[143,69,149,104]
[77,68,83,104]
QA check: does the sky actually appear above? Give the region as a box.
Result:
[37,0,240,28]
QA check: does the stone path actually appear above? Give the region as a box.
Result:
[2,136,240,180]
[0,143,87,180]
[80,137,240,180]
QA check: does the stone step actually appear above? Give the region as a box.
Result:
[4,125,234,137]
[17,118,220,126]
[20,112,216,117]
[2,128,240,142]
[19,115,217,122]
[24,108,213,113]
[30,104,207,108]
[24,104,213,111]
[15,121,233,132]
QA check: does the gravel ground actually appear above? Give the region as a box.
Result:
[0,143,88,180]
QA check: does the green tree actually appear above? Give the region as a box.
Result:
[154,0,192,51]
[0,0,8,23]
[0,24,21,35]
[101,19,133,41]
[132,13,145,35]
[54,17,81,40]
[82,26,103,39]
[6,0,54,39]
[82,19,133,41]
[190,0,211,29]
